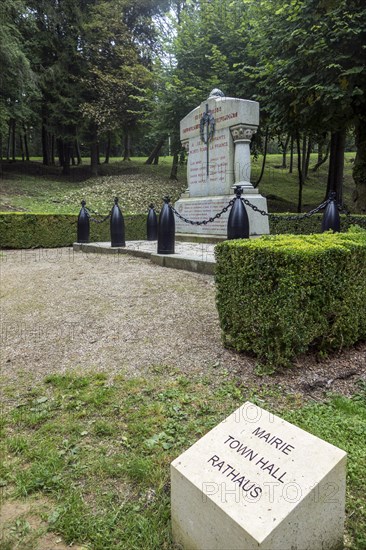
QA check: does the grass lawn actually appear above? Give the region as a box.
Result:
[1,371,365,549]
[251,152,356,212]
[0,152,357,215]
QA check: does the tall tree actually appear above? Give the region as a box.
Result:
[0,0,37,164]
[80,0,167,173]
[25,0,90,172]
[246,0,366,209]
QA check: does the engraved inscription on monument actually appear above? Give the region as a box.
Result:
[171,402,347,550]
[187,128,234,197]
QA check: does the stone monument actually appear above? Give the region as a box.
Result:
[171,401,346,549]
[175,90,269,237]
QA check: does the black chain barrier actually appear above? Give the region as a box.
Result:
[84,207,111,224]
[169,198,236,226]
[80,195,364,234]
[168,196,334,226]
[242,194,365,227]
[240,196,332,221]
[337,204,366,227]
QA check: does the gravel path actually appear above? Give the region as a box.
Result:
[1,248,365,409]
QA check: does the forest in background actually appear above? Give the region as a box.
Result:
[1,0,365,212]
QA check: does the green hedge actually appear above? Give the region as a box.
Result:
[270,213,366,234]
[0,212,146,249]
[1,211,365,249]
[215,227,366,368]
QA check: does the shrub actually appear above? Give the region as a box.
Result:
[269,213,366,234]
[0,212,146,249]
[215,227,366,367]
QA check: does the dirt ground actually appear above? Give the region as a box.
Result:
[0,498,87,550]
[1,247,365,411]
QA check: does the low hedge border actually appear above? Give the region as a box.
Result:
[0,212,365,249]
[270,213,366,234]
[0,212,146,249]
[215,226,366,368]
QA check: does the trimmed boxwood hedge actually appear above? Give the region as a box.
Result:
[215,227,366,367]
[0,212,146,249]
[270,213,366,234]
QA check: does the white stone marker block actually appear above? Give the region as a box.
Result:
[171,402,346,550]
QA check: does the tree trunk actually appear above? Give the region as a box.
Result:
[296,132,304,213]
[170,153,179,180]
[62,142,71,175]
[11,119,16,161]
[75,139,82,164]
[71,141,76,166]
[42,124,51,165]
[281,134,290,168]
[51,135,55,164]
[6,120,11,160]
[312,138,330,172]
[57,138,65,167]
[23,125,30,161]
[90,142,99,176]
[19,132,25,161]
[289,135,294,173]
[145,137,165,165]
[304,139,312,180]
[253,127,269,188]
[123,132,131,161]
[317,142,324,164]
[104,134,111,164]
[301,135,307,181]
[352,120,366,213]
[325,130,345,205]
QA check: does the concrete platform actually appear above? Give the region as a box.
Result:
[73,241,216,275]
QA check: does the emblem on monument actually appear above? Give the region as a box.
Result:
[199,103,215,176]
[199,90,223,145]
[199,105,215,145]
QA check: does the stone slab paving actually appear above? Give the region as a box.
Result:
[73,240,217,274]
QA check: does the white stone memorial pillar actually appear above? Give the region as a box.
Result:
[230,124,257,192]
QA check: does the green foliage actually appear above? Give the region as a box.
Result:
[0,0,37,135]
[215,227,366,367]
[245,0,366,131]
[270,214,366,235]
[79,0,157,138]
[0,213,146,248]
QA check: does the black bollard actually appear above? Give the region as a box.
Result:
[322,192,340,233]
[227,186,250,239]
[77,200,90,243]
[157,196,175,254]
[110,197,125,247]
[147,203,158,241]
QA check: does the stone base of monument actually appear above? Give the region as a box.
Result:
[171,402,346,550]
[174,192,269,238]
